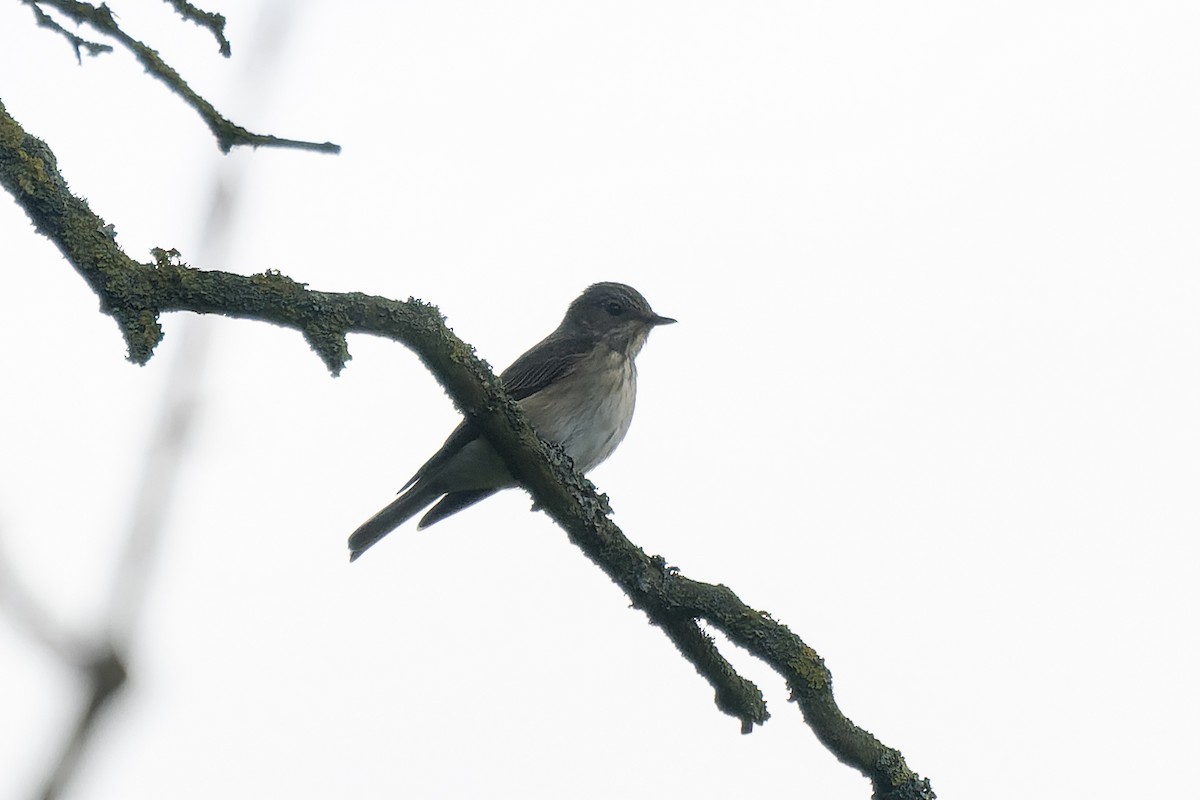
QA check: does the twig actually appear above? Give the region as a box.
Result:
[21,0,336,153]
[26,3,113,62]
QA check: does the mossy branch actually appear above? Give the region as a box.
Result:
[0,99,934,800]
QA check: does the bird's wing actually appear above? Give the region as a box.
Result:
[397,331,596,492]
[500,330,595,400]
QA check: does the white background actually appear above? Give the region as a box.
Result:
[1,2,1197,798]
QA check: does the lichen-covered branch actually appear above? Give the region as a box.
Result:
[0,100,934,799]
[21,0,335,153]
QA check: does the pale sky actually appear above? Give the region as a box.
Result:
[2,2,1198,798]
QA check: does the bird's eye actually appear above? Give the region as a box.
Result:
[604,301,624,316]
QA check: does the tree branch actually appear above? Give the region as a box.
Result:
[0,99,934,799]
[21,0,335,153]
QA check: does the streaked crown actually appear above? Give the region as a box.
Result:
[565,282,673,328]
[557,282,675,357]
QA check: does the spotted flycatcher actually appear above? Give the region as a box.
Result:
[348,282,675,561]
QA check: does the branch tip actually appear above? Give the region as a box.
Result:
[303,328,352,376]
[162,0,231,57]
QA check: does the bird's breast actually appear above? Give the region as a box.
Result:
[519,348,637,473]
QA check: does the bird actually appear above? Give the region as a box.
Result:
[347,282,675,561]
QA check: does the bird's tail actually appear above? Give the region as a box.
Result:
[348,484,439,562]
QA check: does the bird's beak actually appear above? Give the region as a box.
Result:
[649,313,677,326]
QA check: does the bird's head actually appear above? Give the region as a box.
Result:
[561,282,676,357]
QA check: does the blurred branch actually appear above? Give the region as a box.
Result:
[0,531,131,800]
[106,321,207,649]
[19,0,335,153]
[38,645,128,800]
[0,100,934,800]
[18,316,207,800]
[0,536,92,663]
